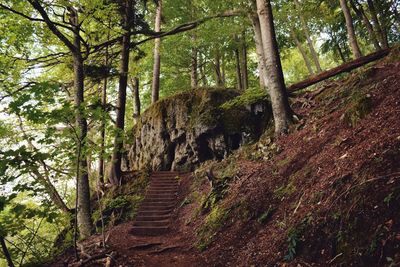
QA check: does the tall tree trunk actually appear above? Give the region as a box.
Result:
[28,1,92,238]
[221,52,226,85]
[340,0,363,59]
[290,27,314,75]
[241,32,249,90]
[249,12,267,89]
[98,48,108,185]
[190,39,198,88]
[199,53,207,86]
[132,77,140,123]
[350,0,381,50]
[109,0,132,185]
[234,46,243,90]
[294,0,322,72]
[367,0,389,49]
[0,237,14,267]
[214,48,224,86]
[70,8,93,238]
[256,0,293,135]
[151,0,162,103]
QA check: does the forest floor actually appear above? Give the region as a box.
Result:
[50,50,400,267]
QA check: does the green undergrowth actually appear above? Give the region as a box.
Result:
[93,170,149,230]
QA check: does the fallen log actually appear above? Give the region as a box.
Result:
[287,48,391,93]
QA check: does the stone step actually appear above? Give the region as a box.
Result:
[150,180,179,184]
[151,177,179,180]
[146,190,177,194]
[151,172,179,176]
[133,220,170,227]
[145,193,176,198]
[131,226,169,236]
[136,210,172,217]
[147,187,178,191]
[135,214,171,221]
[140,204,174,210]
[145,193,177,198]
[140,201,175,207]
[149,185,178,189]
[144,197,176,202]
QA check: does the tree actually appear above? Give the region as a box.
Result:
[255,0,293,134]
[151,0,163,103]
[24,1,93,238]
[0,236,15,267]
[293,0,323,73]
[340,0,363,59]
[109,0,134,186]
[349,0,381,50]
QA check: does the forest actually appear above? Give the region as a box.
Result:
[0,0,399,266]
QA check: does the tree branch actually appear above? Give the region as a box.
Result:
[28,0,77,53]
[0,3,74,32]
[91,9,243,54]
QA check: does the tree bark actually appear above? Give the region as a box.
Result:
[0,237,14,267]
[132,77,140,123]
[350,0,381,50]
[367,0,389,49]
[199,53,207,86]
[28,1,93,238]
[109,0,132,186]
[214,48,224,86]
[294,0,322,73]
[340,0,363,59]
[290,27,314,75]
[190,36,198,88]
[70,8,93,238]
[234,46,243,90]
[249,12,267,89]
[240,32,249,90]
[256,0,293,135]
[98,48,109,185]
[151,0,162,103]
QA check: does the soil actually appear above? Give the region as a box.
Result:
[49,54,400,266]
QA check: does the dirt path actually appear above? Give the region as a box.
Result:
[105,171,207,266]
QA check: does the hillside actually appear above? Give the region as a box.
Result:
[50,50,400,266]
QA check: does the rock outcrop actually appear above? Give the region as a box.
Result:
[127,88,272,171]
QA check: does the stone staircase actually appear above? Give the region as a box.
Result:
[131,171,181,236]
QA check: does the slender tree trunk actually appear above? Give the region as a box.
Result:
[98,49,108,185]
[151,0,162,103]
[199,53,207,86]
[290,28,314,75]
[241,32,249,90]
[214,48,224,86]
[294,0,322,72]
[367,0,389,49]
[350,0,381,50]
[256,0,293,135]
[0,237,14,267]
[249,13,267,89]
[70,8,93,238]
[132,77,140,123]
[109,0,132,185]
[340,0,363,59]
[234,46,243,90]
[221,52,226,85]
[190,38,198,88]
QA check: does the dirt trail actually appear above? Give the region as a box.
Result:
[105,171,206,266]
